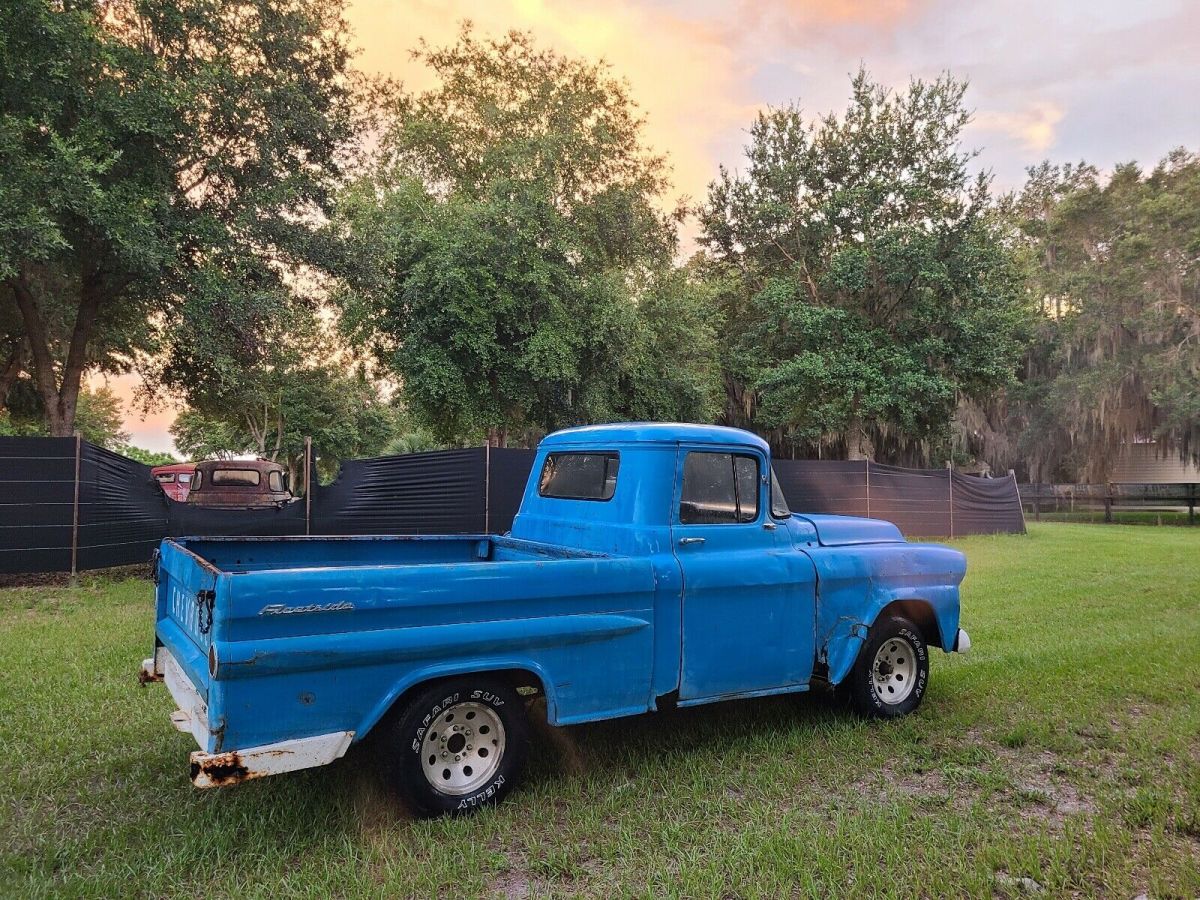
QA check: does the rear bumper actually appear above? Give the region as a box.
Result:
[190,732,355,787]
[141,651,354,788]
[953,628,972,653]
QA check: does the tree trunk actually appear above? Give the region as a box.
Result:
[486,425,508,448]
[846,415,874,461]
[0,345,24,412]
[8,268,102,436]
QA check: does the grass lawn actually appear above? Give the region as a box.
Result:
[2,523,1198,898]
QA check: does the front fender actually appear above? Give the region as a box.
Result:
[806,541,966,686]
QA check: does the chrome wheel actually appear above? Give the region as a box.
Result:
[872,636,917,705]
[419,701,505,796]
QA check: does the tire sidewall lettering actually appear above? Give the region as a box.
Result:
[455,774,506,811]
[410,691,460,754]
[860,619,928,715]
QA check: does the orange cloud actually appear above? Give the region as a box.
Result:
[975,101,1065,153]
[775,0,915,25]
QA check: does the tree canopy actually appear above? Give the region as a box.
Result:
[6,11,1196,480]
[698,71,1032,462]
[334,26,719,446]
[996,152,1200,480]
[1,0,359,435]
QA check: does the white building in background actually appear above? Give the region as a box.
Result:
[1110,442,1200,483]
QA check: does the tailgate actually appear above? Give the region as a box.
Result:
[155,539,220,697]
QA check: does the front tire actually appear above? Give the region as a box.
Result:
[384,676,530,817]
[847,615,929,719]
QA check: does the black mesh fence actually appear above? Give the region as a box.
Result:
[773,460,869,519]
[773,459,1024,538]
[952,470,1027,535]
[0,436,1024,574]
[78,443,169,569]
[486,448,536,533]
[0,437,76,574]
[312,449,488,535]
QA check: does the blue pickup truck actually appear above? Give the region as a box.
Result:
[141,423,969,816]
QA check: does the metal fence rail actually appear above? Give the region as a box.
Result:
[1019,483,1199,524]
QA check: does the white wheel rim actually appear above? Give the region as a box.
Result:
[872,637,917,705]
[420,701,505,796]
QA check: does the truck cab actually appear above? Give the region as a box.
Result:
[141,423,968,817]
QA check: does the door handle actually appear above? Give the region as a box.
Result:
[678,537,706,546]
[763,522,777,531]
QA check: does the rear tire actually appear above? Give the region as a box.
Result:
[384,676,529,817]
[847,615,929,719]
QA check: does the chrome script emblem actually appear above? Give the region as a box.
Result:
[258,601,355,616]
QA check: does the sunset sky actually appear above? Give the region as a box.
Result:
[116,0,1200,454]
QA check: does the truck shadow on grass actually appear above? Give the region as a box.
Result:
[267,685,863,831]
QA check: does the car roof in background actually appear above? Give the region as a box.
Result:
[150,463,195,473]
[193,458,286,472]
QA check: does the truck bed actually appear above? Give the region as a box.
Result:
[174,533,607,573]
[153,533,659,761]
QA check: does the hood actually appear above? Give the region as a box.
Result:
[793,514,904,546]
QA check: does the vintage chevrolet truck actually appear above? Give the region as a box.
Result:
[141,423,969,816]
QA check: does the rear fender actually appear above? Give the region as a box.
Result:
[355,658,559,739]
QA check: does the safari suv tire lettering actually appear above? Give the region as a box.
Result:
[385,677,529,818]
[847,614,930,719]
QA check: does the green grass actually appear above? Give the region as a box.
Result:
[2,524,1198,898]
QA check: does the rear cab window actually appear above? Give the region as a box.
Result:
[538,452,620,501]
[211,469,261,486]
[679,452,760,524]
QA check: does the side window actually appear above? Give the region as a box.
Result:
[268,471,284,492]
[192,470,203,489]
[679,452,760,524]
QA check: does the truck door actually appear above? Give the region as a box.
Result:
[671,447,817,702]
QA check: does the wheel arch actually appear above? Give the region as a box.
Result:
[355,661,554,740]
[875,598,944,650]
[827,593,955,686]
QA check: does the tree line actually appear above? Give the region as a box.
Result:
[2,1,1197,482]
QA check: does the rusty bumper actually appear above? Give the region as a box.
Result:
[190,732,355,788]
[142,649,353,788]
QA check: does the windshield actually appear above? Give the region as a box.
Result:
[770,466,791,518]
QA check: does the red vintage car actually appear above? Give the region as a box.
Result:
[151,463,197,502]
[186,458,294,508]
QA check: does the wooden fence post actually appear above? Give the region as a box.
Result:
[484,443,491,533]
[864,460,871,519]
[1104,483,1113,523]
[1189,483,1196,526]
[1010,470,1027,533]
[70,432,81,583]
[946,461,954,539]
[304,435,312,535]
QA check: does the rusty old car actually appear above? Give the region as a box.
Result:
[186,459,294,509]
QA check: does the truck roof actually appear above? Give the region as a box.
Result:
[540,422,769,452]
